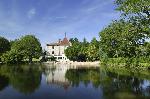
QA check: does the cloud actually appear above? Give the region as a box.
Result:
[82,0,113,13]
[55,16,67,19]
[49,16,67,21]
[27,8,36,19]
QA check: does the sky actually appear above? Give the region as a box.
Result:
[0,0,121,48]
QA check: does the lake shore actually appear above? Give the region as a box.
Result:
[43,61,100,67]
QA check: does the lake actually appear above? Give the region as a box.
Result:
[0,64,150,99]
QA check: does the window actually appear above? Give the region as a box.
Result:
[58,57,62,59]
[52,51,54,54]
[52,46,54,49]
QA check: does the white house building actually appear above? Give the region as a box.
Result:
[46,34,71,62]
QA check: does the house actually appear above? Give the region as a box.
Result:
[46,34,71,62]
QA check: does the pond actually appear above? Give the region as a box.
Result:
[0,64,150,99]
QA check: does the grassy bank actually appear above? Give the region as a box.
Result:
[101,65,150,80]
[101,57,150,70]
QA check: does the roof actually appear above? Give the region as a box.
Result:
[47,37,70,46]
[47,43,59,46]
[60,37,70,46]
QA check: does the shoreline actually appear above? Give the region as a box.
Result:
[43,61,100,67]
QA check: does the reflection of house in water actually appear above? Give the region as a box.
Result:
[45,65,71,90]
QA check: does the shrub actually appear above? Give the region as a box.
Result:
[1,50,23,64]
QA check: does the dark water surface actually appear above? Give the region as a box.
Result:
[0,64,150,99]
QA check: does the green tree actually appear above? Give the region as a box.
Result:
[11,35,42,63]
[78,38,89,61]
[1,49,23,64]
[65,38,90,62]
[99,20,145,58]
[0,36,10,56]
[65,38,81,61]
[115,0,150,38]
[115,0,150,20]
[87,37,99,61]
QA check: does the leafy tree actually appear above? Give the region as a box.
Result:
[0,36,10,56]
[1,49,23,64]
[115,0,150,20]
[99,20,146,58]
[78,38,89,61]
[65,38,90,62]
[65,38,81,61]
[87,38,99,61]
[65,37,99,62]
[115,0,150,38]
[69,38,79,44]
[11,35,42,63]
[10,39,18,47]
[143,42,150,57]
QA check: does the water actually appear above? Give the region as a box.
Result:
[0,64,150,99]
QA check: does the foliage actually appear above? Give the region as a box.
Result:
[65,38,81,61]
[100,20,145,58]
[1,49,23,64]
[115,0,150,18]
[98,0,150,66]
[1,35,42,64]
[65,38,99,62]
[87,38,99,61]
[0,36,10,56]
[11,35,42,63]
[115,0,150,38]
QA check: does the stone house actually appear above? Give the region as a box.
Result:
[46,35,71,62]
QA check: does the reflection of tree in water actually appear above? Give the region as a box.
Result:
[0,75,9,91]
[0,65,42,94]
[65,67,150,99]
[101,71,150,99]
[65,68,101,88]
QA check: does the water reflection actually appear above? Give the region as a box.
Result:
[0,65,42,94]
[65,68,101,88]
[0,75,9,91]
[0,64,149,99]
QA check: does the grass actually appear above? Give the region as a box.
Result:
[101,64,150,80]
[100,57,150,70]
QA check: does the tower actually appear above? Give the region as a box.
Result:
[65,32,66,38]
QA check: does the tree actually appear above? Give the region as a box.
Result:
[1,49,23,64]
[11,35,42,63]
[99,20,144,58]
[87,38,99,61]
[78,38,89,61]
[115,0,150,20]
[65,38,81,61]
[115,0,150,38]
[65,38,90,62]
[0,36,10,56]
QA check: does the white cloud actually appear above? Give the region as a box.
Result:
[55,16,67,19]
[27,8,36,19]
[82,0,113,13]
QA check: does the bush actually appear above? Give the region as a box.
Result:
[1,50,23,64]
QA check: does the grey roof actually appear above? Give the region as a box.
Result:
[47,43,59,46]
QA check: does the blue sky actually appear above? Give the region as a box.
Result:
[0,0,120,47]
